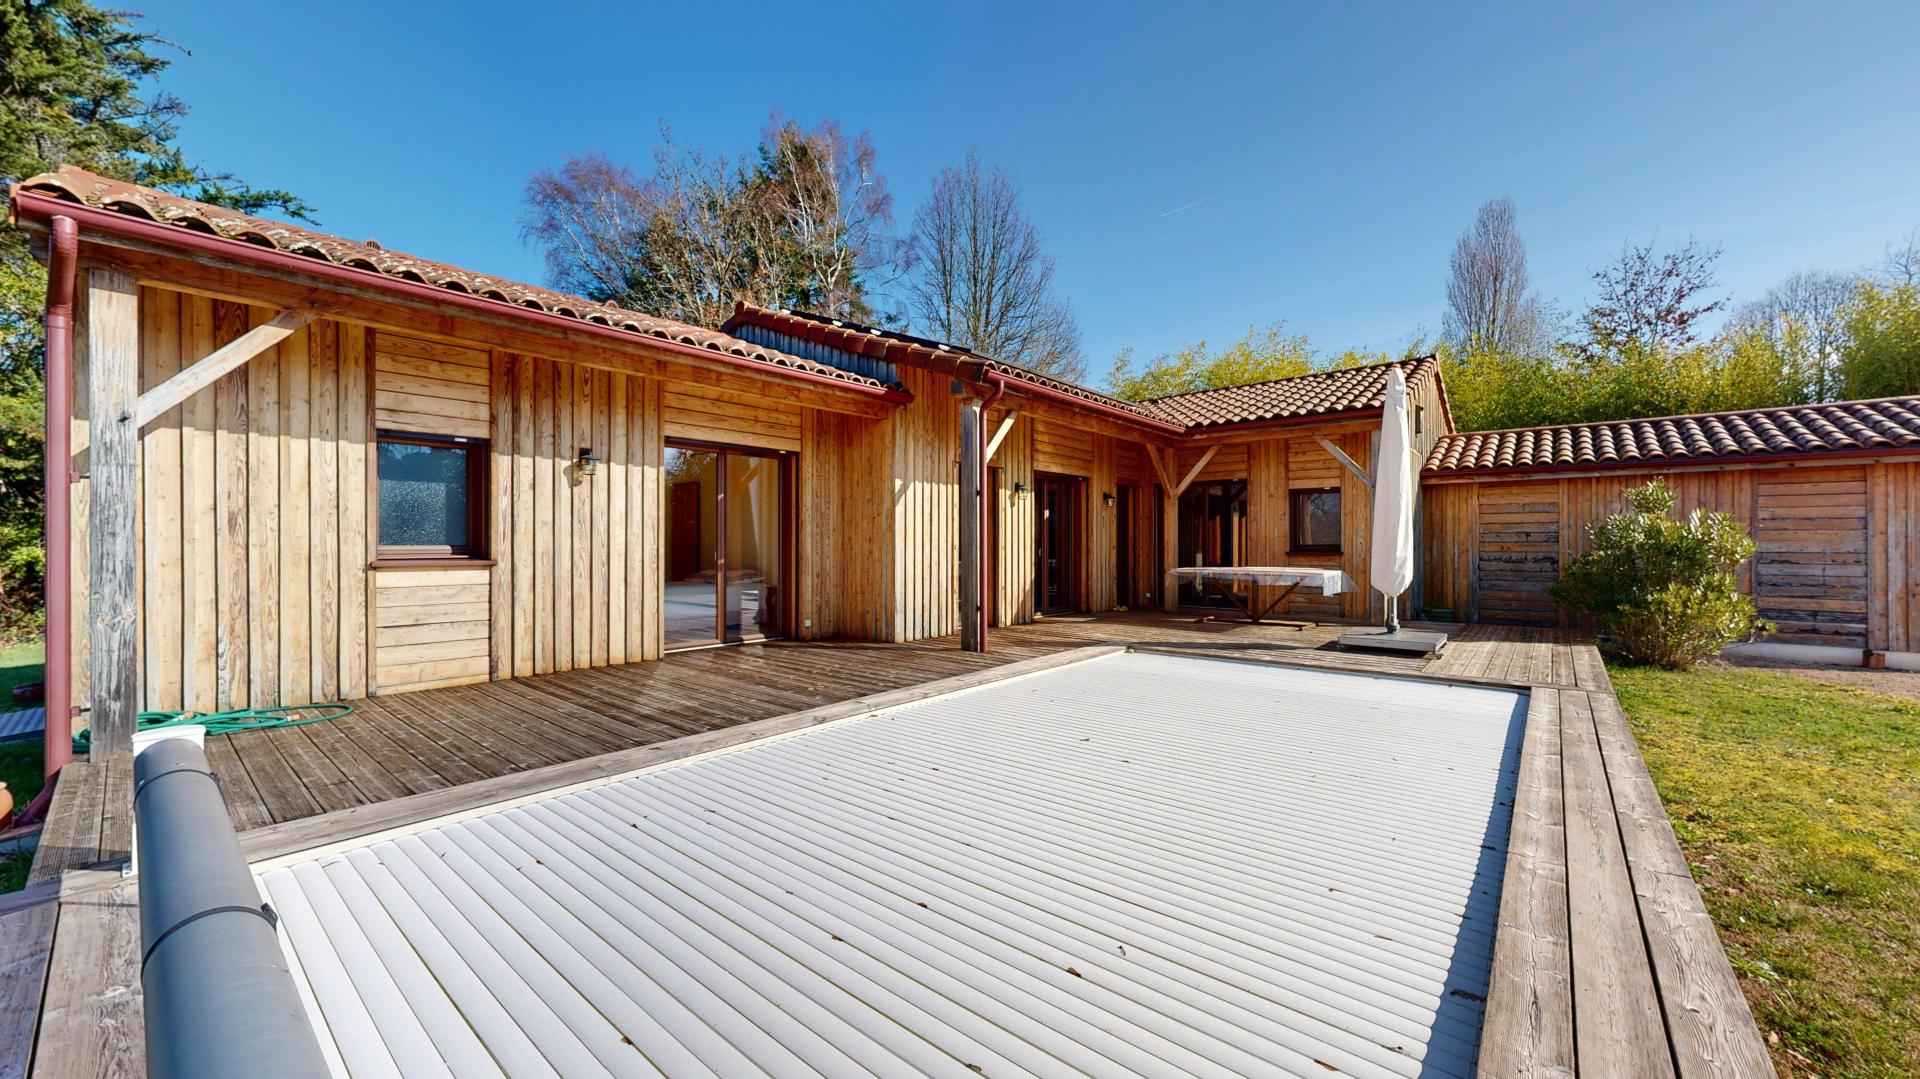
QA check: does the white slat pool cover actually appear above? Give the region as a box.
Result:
[258,651,1528,1078]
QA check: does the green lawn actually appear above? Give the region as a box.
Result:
[0,639,44,707]
[1612,664,1920,1079]
[0,640,44,893]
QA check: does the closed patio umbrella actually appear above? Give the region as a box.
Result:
[1339,364,1446,654]
[1372,365,1415,632]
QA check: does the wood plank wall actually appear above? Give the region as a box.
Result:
[799,408,893,641]
[1031,419,1094,476]
[486,354,662,685]
[370,334,493,692]
[1423,462,1920,653]
[84,284,922,710]
[889,367,961,641]
[988,410,1036,626]
[1114,441,1161,608]
[121,291,372,711]
[1868,462,1920,653]
[663,384,801,451]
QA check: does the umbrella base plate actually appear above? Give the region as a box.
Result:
[1336,628,1449,656]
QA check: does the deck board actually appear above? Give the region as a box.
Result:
[21,613,1767,1078]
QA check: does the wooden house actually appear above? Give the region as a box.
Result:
[15,166,1916,762]
[10,167,1449,758]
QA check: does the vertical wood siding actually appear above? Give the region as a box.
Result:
[799,408,893,641]
[491,355,660,678]
[1424,462,1916,652]
[126,293,374,710]
[889,367,960,641]
[1084,434,1119,612]
[989,411,1036,626]
[1867,462,1920,652]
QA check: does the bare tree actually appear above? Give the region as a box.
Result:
[1730,270,1860,399]
[1583,238,1726,354]
[907,149,1086,381]
[1443,197,1548,354]
[1880,225,1920,288]
[521,117,904,329]
[751,116,909,321]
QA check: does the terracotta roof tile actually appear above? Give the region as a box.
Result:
[726,304,1446,432]
[1135,356,1442,429]
[1424,397,1920,474]
[12,167,893,393]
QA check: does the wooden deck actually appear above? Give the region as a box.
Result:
[6,613,1770,1079]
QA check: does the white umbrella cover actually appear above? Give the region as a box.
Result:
[1371,366,1415,628]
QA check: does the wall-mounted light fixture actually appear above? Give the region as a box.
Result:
[576,447,599,477]
[1102,492,1116,508]
[1014,481,1030,499]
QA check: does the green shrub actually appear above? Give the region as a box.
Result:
[1550,480,1772,669]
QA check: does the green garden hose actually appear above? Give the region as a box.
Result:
[72,703,354,754]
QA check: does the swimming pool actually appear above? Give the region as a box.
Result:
[257,649,1528,1078]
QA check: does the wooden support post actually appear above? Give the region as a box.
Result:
[87,269,139,758]
[959,398,985,651]
[1141,444,1178,612]
[1161,484,1179,613]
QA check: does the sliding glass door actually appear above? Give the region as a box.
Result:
[663,443,789,649]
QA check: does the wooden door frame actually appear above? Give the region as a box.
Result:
[1035,471,1086,614]
[664,438,797,649]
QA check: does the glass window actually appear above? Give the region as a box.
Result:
[377,434,483,557]
[1290,488,1342,552]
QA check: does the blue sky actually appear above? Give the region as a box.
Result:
[140,1,1919,384]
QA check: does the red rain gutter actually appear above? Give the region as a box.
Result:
[10,192,913,407]
[1418,443,1920,481]
[20,215,78,823]
[982,369,1185,437]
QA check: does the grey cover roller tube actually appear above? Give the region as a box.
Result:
[135,738,331,1079]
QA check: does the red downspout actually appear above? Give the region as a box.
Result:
[977,376,1009,652]
[21,216,78,823]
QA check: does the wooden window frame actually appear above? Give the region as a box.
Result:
[1289,486,1342,555]
[373,429,490,564]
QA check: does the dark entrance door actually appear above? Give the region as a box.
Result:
[1115,484,1136,607]
[1177,480,1248,607]
[1035,472,1082,614]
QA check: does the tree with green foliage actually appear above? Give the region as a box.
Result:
[0,0,308,636]
[1439,346,1574,432]
[1551,480,1771,669]
[1836,281,1920,400]
[1106,322,1315,400]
